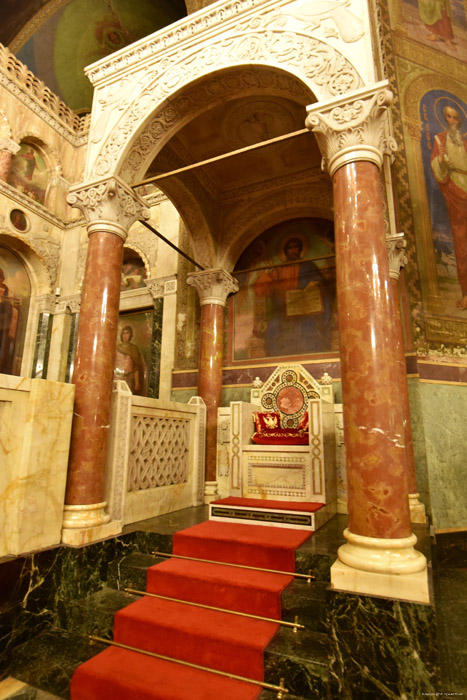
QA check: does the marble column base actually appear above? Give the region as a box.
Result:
[338,528,427,574]
[61,519,123,546]
[409,493,427,524]
[203,481,219,504]
[62,502,110,528]
[330,559,430,603]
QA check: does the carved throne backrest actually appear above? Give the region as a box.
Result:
[258,365,321,429]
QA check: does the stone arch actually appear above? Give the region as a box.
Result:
[0,232,53,295]
[403,72,467,122]
[88,27,364,183]
[0,233,52,376]
[219,181,334,270]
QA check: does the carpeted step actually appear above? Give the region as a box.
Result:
[146,557,293,619]
[70,646,262,700]
[173,521,311,571]
[113,595,279,680]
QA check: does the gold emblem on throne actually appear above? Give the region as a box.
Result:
[263,414,279,429]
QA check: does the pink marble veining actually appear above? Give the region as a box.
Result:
[197,303,224,483]
[65,231,124,505]
[0,151,13,181]
[390,277,417,495]
[333,161,411,540]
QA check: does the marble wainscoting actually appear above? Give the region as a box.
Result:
[0,529,173,691]
[0,376,74,558]
[327,591,440,699]
[432,530,467,695]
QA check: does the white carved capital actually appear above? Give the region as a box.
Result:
[54,294,81,314]
[187,269,239,307]
[0,138,20,155]
[305,81,398,177]
[386,232,408,280]
[67,176,150,240]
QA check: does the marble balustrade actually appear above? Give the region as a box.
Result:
[104,381,206,529]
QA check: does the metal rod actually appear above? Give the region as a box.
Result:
[153,550,315,582]
[138,219,205,270]
[124,587,305,631]
[133,128,310,187]
[88,635,289,695]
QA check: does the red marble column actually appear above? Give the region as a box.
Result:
[65,229,123,506]
[390,273,417,497]
[198,302,225,483]
[333,161,411,540]
[387,235,426,522]
[307,84,427,597]
[187,269,238,496]
[63,178,148,531]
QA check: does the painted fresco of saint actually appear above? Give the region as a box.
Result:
[114,324,146,395]
[430,105,467,309]
[420,91,467,315]
[232,219,337,361]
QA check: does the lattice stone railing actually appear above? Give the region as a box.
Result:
[0,43,90,136]
[105,382,206,526]
[128,415,190,491]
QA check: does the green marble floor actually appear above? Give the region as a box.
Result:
[0,507,464,699]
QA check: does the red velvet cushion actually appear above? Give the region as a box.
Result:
[253,412,281,432]
[252,430,309,445]
[298,412,309,431]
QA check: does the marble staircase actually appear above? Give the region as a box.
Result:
[5,529,333,700]
[2,512,447,700]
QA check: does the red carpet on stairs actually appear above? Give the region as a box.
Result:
[70,520,311,700]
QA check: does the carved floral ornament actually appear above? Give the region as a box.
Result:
[187,269,239,306]
[89,29,363,181]
[305,82,398,177]
[67,177,150,239]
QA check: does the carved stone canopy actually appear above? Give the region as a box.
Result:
[67,176,150,240]
[305,81,398,177]
[187,269,239,307]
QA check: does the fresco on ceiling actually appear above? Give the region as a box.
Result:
[231,218,338,362]
[7,143,48,204]
[420,90,467,315]
[16,0,186,112]
[0,247,31,376]
[402,0,467,61]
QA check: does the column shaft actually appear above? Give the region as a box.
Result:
[198,303,224,482]
[65,230,123,505]
[389,276,417,495]
[333,160,411,540]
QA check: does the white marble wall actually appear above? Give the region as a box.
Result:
[0,375,74,556]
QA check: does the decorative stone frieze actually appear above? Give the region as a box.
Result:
[305,81,398,177]
[0,44,89,144]
[67,176,150,240]
[386,232,408,280]
[0,137,20,155]
[54,294,81,314]
[187,269,239,306]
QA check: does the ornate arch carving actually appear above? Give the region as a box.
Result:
[89,29,363,182]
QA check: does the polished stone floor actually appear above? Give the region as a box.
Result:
[1,507,465,699]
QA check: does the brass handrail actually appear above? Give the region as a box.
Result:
[124,587,305,633]
[153,550,315,583]
[89,635,289,698]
